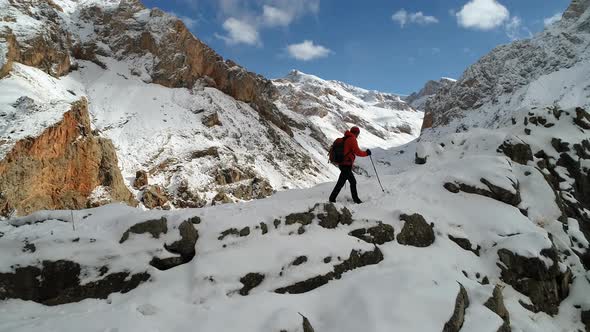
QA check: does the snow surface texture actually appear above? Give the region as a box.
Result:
[274,70,423,149]
[424,1,590,136]
[1,106,588,331]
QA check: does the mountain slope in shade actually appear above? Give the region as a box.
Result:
[273,70,423,150]
[423,0,590,135]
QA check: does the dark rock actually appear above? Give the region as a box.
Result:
[23,242,36,253]
[218,228,240,240]
[285,212,314,226]
[551,138,570,153]
[301,314,315,332]
[443,283,469,332]
[445,178,521,207]
[497,247,570,315]
[275,247,383,294]
[292,256,308,266]
[524,128,531,135]
[318,203,353,228]
[141,185,169,209]
[274,219,281,229]
[448,235,481,256]
[190,147,219,159]
[297,226,306,235]
[239,273,264,295]
[581,310,590,332]
[574,107,590,130]
[120,217,168,243]
[260,222,268,235]
[0,260,149,305]
[484,285,511,332]
[239,227,250,237]
[415,152,427,165]
[323,256,332,263]
[132,170,148,189]
[397,213,435,247]
[349,223,395,245]
[150,220,198,271]
[188,216,201,224]
[498,140,533,165]
[202,112,222,127]
[482,276,490,285]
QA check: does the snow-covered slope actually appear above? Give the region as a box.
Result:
[2,104,589,331]
[423,0,590,135]
[274,70,423,150]
[404,77,456,111]
[0,0,421,215]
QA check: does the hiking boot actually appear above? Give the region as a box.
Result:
[353,199,363,204]
[329,198,336,203]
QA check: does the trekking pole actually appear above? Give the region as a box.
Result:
[369,155,385,193]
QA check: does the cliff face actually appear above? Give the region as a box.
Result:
[0,98,135,217]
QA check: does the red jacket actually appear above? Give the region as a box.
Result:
[340,130,368,166]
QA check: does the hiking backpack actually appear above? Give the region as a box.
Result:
[329,136,349,164]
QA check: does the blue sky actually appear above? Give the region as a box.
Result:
[141,0,570,95]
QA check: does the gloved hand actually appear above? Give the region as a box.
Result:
[366,149,372,156]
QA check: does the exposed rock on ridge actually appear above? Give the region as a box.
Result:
[0,98,135,216]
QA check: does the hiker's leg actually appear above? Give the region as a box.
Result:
[329,167,348,201]
[346,168,360,202]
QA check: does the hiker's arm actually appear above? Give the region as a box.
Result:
[352,139,368,157]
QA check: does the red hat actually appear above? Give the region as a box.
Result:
[351,126,360,135]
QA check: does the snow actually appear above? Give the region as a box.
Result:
[274,70,423,150]
[1,105,588,331]
[0,64,81,158]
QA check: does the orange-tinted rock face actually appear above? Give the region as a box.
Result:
[0,99,136,217]
[420,112,434,133]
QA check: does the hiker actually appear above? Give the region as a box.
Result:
[329,126,371,204]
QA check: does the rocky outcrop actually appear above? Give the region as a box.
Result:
[141,185,169,209]
[0,1,72,78]
[119,217,168,243]
[0,260,149,305]
[0,99,135,217]
[120,217,198,271]
[239,273,265,295]
[484,285,511,332]
[443,283,470,332]
[397,213,435,247]
[132,170,148,189]
[349,223,395,245]
[275,247,384,294]
[444,177,521,207]
[497,247,571,315]
[405,78,455,111]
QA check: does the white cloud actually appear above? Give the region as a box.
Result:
[456,0,509,30]
[544,12,562,26]
[262,5,293,27]
[214,0,320,47]
[287,40,331,61]
[504,16,532,41]
[392,9,439,28]
[216,17,260,46]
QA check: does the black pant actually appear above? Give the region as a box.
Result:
[329,165,359,202]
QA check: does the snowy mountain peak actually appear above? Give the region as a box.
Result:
[273,71,421,149]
